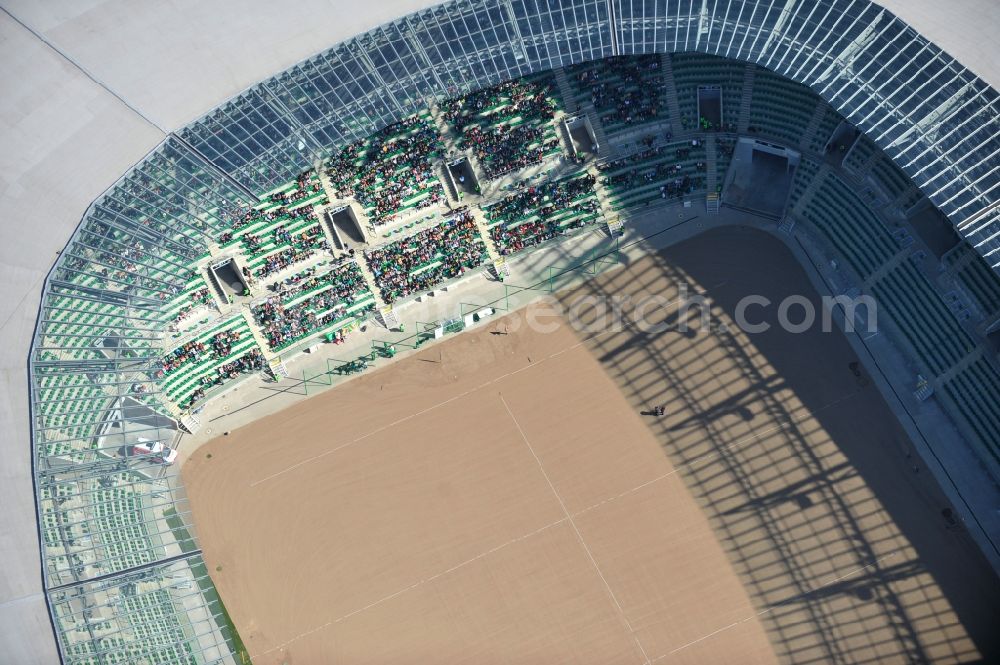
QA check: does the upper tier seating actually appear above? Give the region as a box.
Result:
[871,156,921,208]
[843,135,876,174]
[218,171,329,279]
[670,53,746,132]
[945,242,1000,316]
[35,370,113,460]
[326,111,445,225]
[748,68,821,147]
[441,76,563,180]
[162,271,215,330]
[565,55,668,134]
[806,107,843,154]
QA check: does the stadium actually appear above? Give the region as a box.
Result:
[3,0,1000,662]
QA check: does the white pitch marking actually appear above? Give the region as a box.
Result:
[500,394,652,665]
[647,552,899,662]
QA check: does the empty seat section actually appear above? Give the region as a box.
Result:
[807,107,843,154]
[670,53,746,131]
[843,135,876,173]
[748,68,821,146]
[788,158,820,209]
[799,173,898,279]
[871,260,974,375]
[940,358,1000,464]
[948,243,1000,315]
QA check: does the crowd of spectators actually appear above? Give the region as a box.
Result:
[327,115,444,225]
[598,145,705,199]
[238,210,317,257]
[442,78,561,180]
[159,339,207,376]
[158,327,243,378]
[182,348,267,409]
[170,286,213,328]
[365,209,488,304]
[572,55,665,128]
[485,174,600,255]
[219,170,324,243]
[252,227,329,280]
[251,260,370,349]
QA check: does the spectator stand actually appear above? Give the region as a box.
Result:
[440,74,566,184]
[325,110,447,229]
[156,314,270,412]
[746,67,830,150]
[595,138,708,212]
[481,171,604,258]
[249,258,376,354]
[564,55,671,140]
[363,208,490,306]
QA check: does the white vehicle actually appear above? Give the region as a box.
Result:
[132,438,178,464]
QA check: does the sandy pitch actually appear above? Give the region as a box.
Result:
[184,308,778,664]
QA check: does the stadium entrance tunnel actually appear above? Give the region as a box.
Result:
[554,224,1000,662]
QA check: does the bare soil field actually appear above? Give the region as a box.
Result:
[184,225,1000,664]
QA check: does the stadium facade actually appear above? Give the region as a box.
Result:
[3,0,999,662]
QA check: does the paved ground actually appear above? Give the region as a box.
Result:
[184,225,1000,664]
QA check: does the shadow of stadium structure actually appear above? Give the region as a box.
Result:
[549,224,1000,663]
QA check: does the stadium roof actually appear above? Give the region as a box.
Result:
[1,0,997,661]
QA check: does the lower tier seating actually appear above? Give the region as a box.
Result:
[251,260,375,351]
[365,210,489,304]
[158,316,267,409]
[484,172,601,256]
[871,260,975,376]
[940,357,1000,464]
[597,141,707,210]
